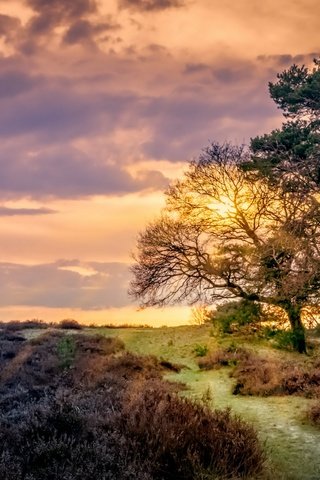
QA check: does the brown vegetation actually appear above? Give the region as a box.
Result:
[199,345,320,398]
[198,345,250,370]
[58,318,83,330]
[0,330,266,480]
[233,355,320,397]
[308,403,320,426]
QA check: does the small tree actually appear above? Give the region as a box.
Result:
[190,304,212,325]
[130,143,320,353]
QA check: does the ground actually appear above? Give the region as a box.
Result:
[22,323,320,480]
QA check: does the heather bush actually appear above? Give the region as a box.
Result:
[0,331,266,480]
[0,319,46,331]
[231,353,320,397]
[122,380,266,479]
[232,355,283,396]
[58,318,83,330]
[0,331,26,368]
[198,344,320,398]
[308,403,320,426]
[198,345,250,370]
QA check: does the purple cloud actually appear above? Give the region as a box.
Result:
[0,14,21,42]
[0,70,44,98]
[0,261,132,308]
[118,0,184,11]
[0,144,168,199]
[63,19,120,46]
[26,0,97,35]
[0,207,56,216]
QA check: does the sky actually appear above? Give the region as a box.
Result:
[0,0,318,326]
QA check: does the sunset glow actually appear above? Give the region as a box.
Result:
[0,0,319,325]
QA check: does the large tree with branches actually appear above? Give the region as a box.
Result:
[130,143,320,353]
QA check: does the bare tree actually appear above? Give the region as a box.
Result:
[190,304,212,325]
[130,144,320,353]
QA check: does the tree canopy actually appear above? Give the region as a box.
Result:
[246,58,320,191]
[130,59,320,353]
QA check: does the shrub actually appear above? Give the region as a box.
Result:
[0,332,125,391]
[193,344,209,357]
[121,380,266,480]
[58,318,83,330]
[231,353,320,397]
[212,300,261,334]
[266,329,295,350]
[198,345,250,370]
[0,331,26,371]
[232,355,283,396]
[308,403,320,426]
[0,319,46,331]
[57,336,76,369]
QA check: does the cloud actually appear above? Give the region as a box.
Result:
[0,53,281,199]
[0,3,315,202]
[25,0,98,35]
[0,70,44,98]
[63,19,120,46]
[0,144,168,199]
[0,14,21,42]
[118,0,184,11]
[19,0,120,52]
[257,52,320,67]
[0,261,131,309]
[183,63,211,74]
[0,207,56,216]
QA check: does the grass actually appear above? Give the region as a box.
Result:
[85,324,219,368]
[78,324,320,480]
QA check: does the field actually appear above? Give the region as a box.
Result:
[82,324,320,480]
[6,322,320,479]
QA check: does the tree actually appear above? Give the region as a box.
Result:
[245,58,320,191]
[130,143,320,353]
[190,304,212,325]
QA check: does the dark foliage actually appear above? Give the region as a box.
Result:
[212,300,262,334]
[0,320,47,331]
[58,318,83,330]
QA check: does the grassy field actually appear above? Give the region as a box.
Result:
[80,324,320,480]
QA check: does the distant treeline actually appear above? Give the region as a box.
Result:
[0,318,153,331]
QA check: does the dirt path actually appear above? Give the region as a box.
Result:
[169,368,320,480]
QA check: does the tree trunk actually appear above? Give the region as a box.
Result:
[284,303,307,354]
